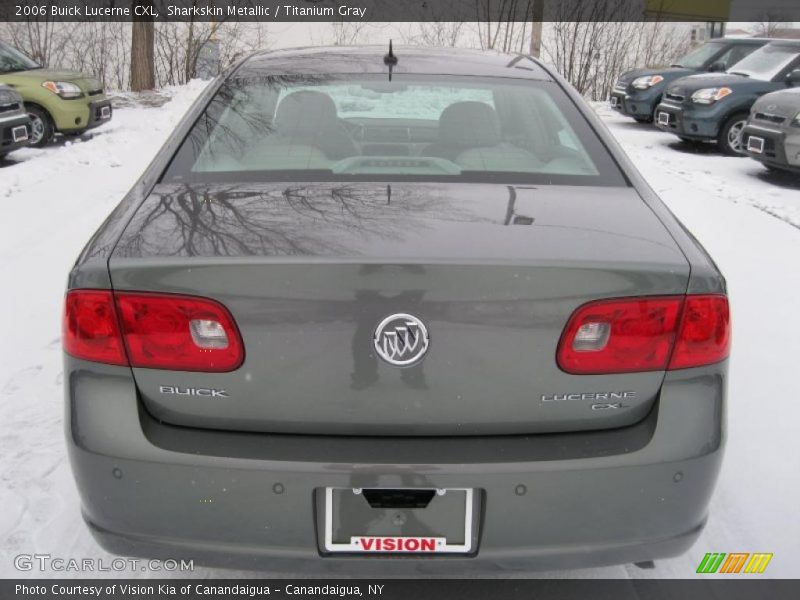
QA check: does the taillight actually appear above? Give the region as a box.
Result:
[63,290,127,366]
[668,295,730,370]
[63,290,244,372]
[557,295,729,374]
[115,292,244,372]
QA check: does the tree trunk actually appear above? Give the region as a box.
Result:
[529,0,544,58]
[130,2,155,91]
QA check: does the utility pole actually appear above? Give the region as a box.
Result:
[529,0,544,58]
[130,1,155,91]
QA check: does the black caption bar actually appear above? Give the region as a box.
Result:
[4,579,800,600]
[2,0,800,23]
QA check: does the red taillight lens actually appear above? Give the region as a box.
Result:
[63,290,244,372]
[669,295,730,370]
[557,297,683,374]
[115,292,244,372]
[557,295,730,374]
[63,290,128,366]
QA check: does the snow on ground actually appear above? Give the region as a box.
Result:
[0,86,798,579]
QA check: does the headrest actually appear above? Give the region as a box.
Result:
[439,101,501,147]
[274,91,339,135]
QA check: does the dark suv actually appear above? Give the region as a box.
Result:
[655,40,800,154]
[0,83,30,158]
[610,38,767,123]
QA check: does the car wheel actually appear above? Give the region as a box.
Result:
[717,113,748,156]
[25,105,54,148]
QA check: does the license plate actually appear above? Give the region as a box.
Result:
[747,135,764,154]
[657,111,671,126]
[99,106,111,120]
[11,125,28,142]
[323,487,474,554]
[610,96,619,107]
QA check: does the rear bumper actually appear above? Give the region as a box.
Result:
[0,113,31,155]
[66,358,726,574]
[742,123,800,172]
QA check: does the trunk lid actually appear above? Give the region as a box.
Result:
[109,182,689,436]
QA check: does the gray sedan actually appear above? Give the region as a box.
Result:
[63,46,730,574]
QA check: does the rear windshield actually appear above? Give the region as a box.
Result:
[162,74,626,186]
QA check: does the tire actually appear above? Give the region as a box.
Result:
[717,113,748,156]
[633,116,652,124]
[25,104,54,148]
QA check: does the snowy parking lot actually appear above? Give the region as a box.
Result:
[0,83,798,578]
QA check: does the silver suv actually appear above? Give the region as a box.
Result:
[742,87,800,173]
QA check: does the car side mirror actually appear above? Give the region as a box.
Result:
[708,62,726,73]
[786,69,800,85]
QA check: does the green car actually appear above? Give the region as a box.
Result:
[0,41,112,147]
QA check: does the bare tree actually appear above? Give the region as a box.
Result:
[749,14,791,38]
[473,0,534,53]
[541,0,689,100]
[155,21,270,87]
[401,22,467,47]
[1,19,76,67]
[329,22,369,46]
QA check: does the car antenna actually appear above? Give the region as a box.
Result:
[384,40,398,81]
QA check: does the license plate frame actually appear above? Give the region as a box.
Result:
[323,487,474,554]
[747,135,764,154]
[99,105,111,120]
[11,125,28,143]
[657,111,671,126]
[610,96,619,107]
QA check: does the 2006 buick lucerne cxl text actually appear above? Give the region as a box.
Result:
[63,46,730,574]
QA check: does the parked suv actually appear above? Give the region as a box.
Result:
[0,41,112,147]
[0,83,30,158]
[610,38,767,123]
[655,40,800,155]
[741,88,800,173]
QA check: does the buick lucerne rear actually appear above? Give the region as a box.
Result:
[64,47,729,574]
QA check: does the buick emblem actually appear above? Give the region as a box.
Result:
[373,313,430,367]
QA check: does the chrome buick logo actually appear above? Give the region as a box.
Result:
[373,313,430,367]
